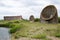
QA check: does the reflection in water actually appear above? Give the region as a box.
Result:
[0,27,10,40]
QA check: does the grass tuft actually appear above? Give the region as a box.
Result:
[32,33,46,39]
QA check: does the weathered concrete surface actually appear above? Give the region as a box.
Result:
[40,5,58,23]
[29,15,34,22]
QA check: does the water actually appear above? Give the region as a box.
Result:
[0,27,10,40]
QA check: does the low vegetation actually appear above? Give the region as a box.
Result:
[58,17,60,23]
[0,19,60,40]
[34,18,40,22]
[10,23,25,33]
[32,33,46,39]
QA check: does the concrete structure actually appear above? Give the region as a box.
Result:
[40,5,58,23]
[4,16,23,20]
[29,15,34,22]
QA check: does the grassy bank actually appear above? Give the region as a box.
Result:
[0,20,60,40]
[10,20,60,40]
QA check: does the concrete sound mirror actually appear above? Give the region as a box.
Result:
[40,5,58,23]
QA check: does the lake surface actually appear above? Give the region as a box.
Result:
[0,27,11,40]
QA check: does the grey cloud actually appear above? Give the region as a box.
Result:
[14,0,42,7]
[22,0,42,6]
[0,11,15,15]
[0,3,13,8]
[0,0,60,20]
[13,0,20,1]
[51,0,60,4]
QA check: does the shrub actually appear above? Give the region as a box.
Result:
[0,23,8,27]
[58,17,60,23]
[23,19,29,22]
[9,23,15,28]
[0,22,13,27]
[14,21,20,23]
[34,18,40,22]
[6,22,13,27]
[10,26,20,33]
[55,33,60,37]
[9,24,24,33]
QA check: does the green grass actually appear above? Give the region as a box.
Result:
[0,20,60,40]
[32,33,46,39]
[54,33,60,37]
[10,20,60,39]
[7,20,60,39]
[10,23,25,33]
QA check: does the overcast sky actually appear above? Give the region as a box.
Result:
[0,0,60,20]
